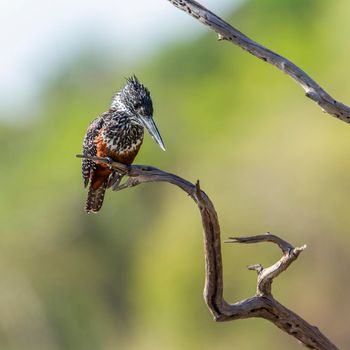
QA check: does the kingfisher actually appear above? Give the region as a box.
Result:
[82,76,165,213]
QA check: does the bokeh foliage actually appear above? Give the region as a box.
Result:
[1,0,350,349]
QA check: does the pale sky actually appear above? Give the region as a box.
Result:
[0,0,242,118]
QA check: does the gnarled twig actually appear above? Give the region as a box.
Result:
[76,154,338,350]
[166,0,350,123]
[226,235,307,297]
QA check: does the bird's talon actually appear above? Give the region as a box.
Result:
[105,157,113,169]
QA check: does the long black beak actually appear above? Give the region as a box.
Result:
[140,116,166,151]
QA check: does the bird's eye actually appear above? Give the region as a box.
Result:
[134,103,141,110]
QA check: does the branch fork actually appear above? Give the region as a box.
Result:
[226,234,307,297]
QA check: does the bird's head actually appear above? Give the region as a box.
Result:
[112,76,165,151]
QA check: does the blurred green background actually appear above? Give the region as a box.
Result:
[1,0,350,349]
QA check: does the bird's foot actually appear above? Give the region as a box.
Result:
[126,164,132,173]
[104,157,113,170]
[108,172,123,189]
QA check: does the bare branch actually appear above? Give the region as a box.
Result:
[166,0,350,124]
[226,233,307,296]
[226,233,295,254]
[77,155,339,349]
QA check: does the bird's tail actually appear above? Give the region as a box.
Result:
[85,180,108,213]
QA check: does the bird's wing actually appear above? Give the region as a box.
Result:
[82,113,108,187]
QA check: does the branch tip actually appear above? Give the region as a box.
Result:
[248,264,263,273]
[224,237,239,244]
[293,244,307,255]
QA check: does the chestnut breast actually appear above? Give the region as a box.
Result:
[95,124,144,165]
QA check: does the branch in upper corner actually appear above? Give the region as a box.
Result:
[167,0,350,123]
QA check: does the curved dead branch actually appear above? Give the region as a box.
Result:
[76,154,338,350]
[167,0,350,124]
